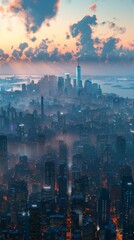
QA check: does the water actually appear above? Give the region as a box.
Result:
[91,76,134,98]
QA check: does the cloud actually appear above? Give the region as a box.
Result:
[70,15,98,61]
[8,0,60,33]
[101,37,120,61]
[108,21,126,34]
[0,11,132,65]
[23,39,73,62]
[0,49,9,61]
[89,2,97,12]
[19,42,28,51]
[66,33,71,40]
[12,49,22,60]
[108,22,116,29]
[31,37,37,42]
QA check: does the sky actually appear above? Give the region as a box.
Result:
[0,0,134,75]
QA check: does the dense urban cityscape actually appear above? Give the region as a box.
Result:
[0,63,133,240]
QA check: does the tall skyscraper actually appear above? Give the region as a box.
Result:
[0,135,8,174]
[45,161,55,191]
[41,95,44,120]
[58,76,64,95]
[76,60,81,88]
[58,174,68,199]
[59,141,68,164]
[98,188,110,229]
[121,176,134,240]
[116,136,126,163]
[29,204,41,240]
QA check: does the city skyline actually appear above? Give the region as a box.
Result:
[0,0,134,74]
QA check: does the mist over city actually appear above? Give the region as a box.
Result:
[0,0,134,240]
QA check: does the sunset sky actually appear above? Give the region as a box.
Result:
[0,0,134,74]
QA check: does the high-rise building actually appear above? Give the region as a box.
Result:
[8,179,28,224]
[58,174,68,199]
[76,60,81,88]
[29,204,41,240]
[41,95,44,120]
[98,188,110,229]
[17,123,25,139]
[45,161,55,191]
[58,163,68,200]
[121,176,134,240]
[116,136,126,163]
[41,186,54,201]
[58,76,64,95]
[22,83,27,93]
[0,135,8,174]
[59,141,68,164]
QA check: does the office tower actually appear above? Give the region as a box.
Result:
[45,161,55,191]
[22,83,27,93]
[73,78,77,89]
[19,155,28,164]
[104,221,116,240]
[59,141,68,164]
[58,76,64,95]
[41,95,44,120]
[72,194,84,227]
[84,80,92,90]
[38,75,49,95]
[65,73,71,88]
[120,165,132,179]
[49,75,57,95]
[64,73,72,95]
[29,204,41,240]
[59,163,66,175]
[8,179,28,224]
[98,188,110,229]
[116,136,126,163]
[18,212,29,240]
[82,216,96,240]
[57,112,66,129]
[58,165,68,199]
[16,123,25,139]
[41,186,54,201]
[58,175,68,199]
[0,135,8,174]
[121,176,134,240]
[76,60,81,88]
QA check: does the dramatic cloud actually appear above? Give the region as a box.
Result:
[0,49,9,61]
[70,15,98,61]
[101,37,120,61]
[0,12,133,65]
[22,39,73,62]
[12,49,22,60]
[19,42,28,51]
[9,0,60,33]
[89,2,97,12]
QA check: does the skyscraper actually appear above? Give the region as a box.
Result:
[58,76,64,95]
[29,204,41,240]
[45,161,55,191]
[41,95,44,120]
[76,60,81,88]
[0,135,8,174]
[121,176,134,240]
[98,188,110,229]
[116,136,126,163]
